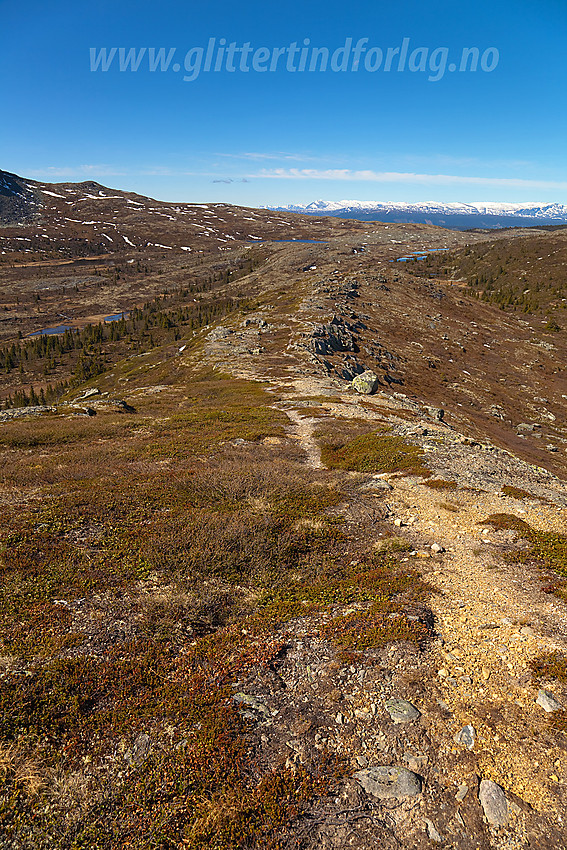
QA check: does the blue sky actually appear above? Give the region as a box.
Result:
[1,0,566,206]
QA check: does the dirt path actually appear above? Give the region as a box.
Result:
[279,376,567,823]
[385,478,567,814]
[283,407,324,469]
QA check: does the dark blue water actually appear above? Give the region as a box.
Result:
[29,312,129,336]
[29,324,72,336]
[396,247,449,262]
[248,239,328,244]
[104,312,129,322]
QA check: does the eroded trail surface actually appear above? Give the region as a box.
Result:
[391,478,567,812]
[187,236,567,847]
[246,368,567,849]
[282,407,324,469]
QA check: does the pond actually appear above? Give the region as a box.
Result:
[395,247,450,262]
[247,239,329,244]
[29,324,73,337]
[29,311,129,337]
[104,312,129,322]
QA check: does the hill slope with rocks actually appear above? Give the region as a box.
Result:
[0,173,566,850]
[0,168,375,258]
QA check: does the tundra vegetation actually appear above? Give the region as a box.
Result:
[0,361,432,847]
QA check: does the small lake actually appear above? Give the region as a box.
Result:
[29,311,130,337]
[29,324,72,337]
[104,312,129,322]
[248,239,329,244]
[395,247,450,262]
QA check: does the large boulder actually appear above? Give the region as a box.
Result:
[352,370,380,395]
[308,316,357,355]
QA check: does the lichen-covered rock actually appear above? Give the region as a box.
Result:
[308,316,357,355]
[0,405,56,421]
[233,692,272,718]
[354,765,422,798]
[536,689,562,712]
[352,370,380,395]
[384,698,421,723]
[455,724,476,749]
[479,779,508,826]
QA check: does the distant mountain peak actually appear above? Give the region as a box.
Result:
[267,199,567,230]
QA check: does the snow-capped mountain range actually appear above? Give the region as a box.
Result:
[267,200,567,230]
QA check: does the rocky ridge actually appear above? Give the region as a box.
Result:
[185,239,567,848]
[1,180,567,848]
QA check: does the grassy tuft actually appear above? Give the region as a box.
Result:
[320,431,430,476]
[478,513,532,533]
[424,479,458,490]
[479,516,567,601]
[530,653,567,685]
[501,485,548,502]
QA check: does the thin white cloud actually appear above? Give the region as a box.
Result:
[141,168,222,177]
[396,153,535,170]
[27,165,126,178]
[218,151,320,162]
[252,168,567,190]
[220,151,537,170]
[140,166,178,176]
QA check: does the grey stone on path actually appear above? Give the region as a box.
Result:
[354,765,422,798]
[361,477,393,491]
[455,725,476,750]
[352,370,380,395]
[425,819,444,843]
[479,779,508,826]
[536,689,563,712]
[385,698,421,723]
